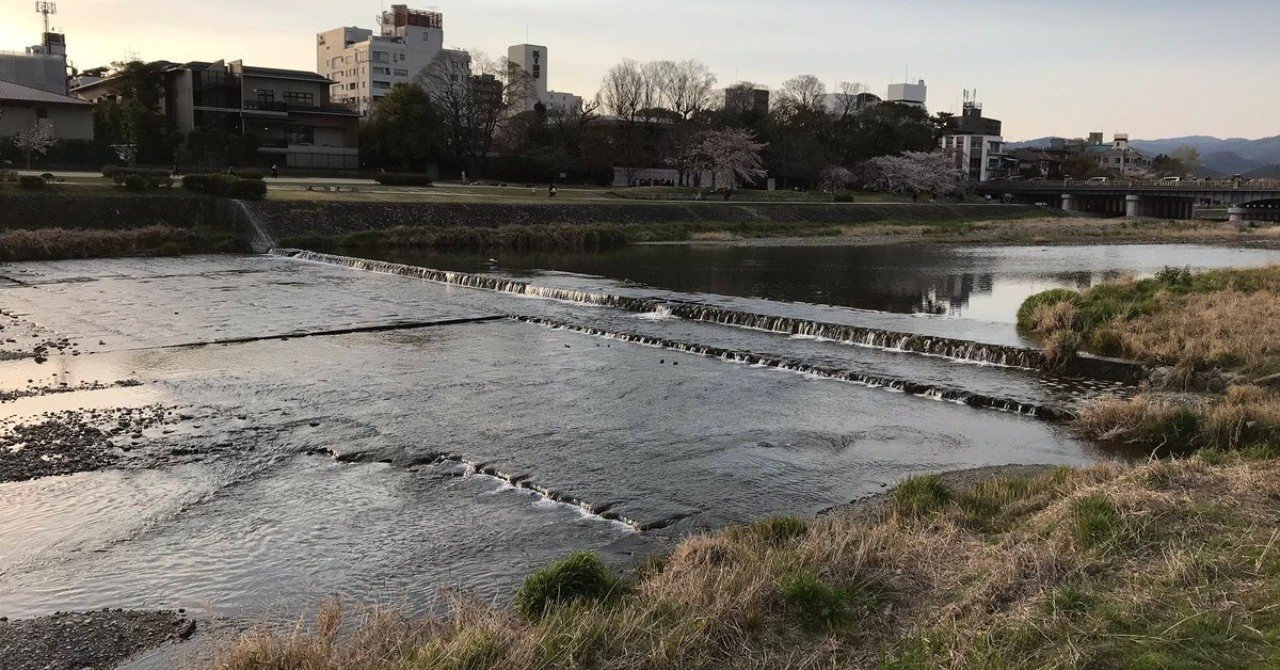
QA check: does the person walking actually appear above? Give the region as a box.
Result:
[271,164,279,179]
[549,184,558,198]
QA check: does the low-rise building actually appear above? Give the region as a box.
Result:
[74,59,360,170]
[0,30,94,142]
[0,78,93,141]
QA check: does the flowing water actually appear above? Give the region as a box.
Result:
[0,244,1268,644]
[367,243,1280,324]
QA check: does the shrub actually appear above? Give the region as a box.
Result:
[1017,288,1078,331]
[833,193,855,203]
[182,173,266,200]
[1042,330,1082,371]
[18,175,47,190]
[513,552,621,620]
[230,168,265,180]
[893,475,951,520]
[39,172,54,181]
[122,174,149,192]
[0,170,17,182]
[376,172,434,186]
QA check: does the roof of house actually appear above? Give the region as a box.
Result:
[0,78,91,106]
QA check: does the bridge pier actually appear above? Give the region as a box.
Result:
[1229,206,1247,223]
[1125,194,1142,218]
[1061,194,1075,213]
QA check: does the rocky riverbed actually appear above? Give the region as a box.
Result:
[0,609,195,670]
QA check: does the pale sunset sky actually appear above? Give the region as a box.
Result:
[2,0,1277,141]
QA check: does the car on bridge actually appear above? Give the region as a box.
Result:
[1086,176,1110,184]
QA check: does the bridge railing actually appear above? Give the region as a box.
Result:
[981,178,1280,191]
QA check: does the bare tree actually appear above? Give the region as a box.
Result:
[419,50,478,170]
[652,59,717,120]
[827,82,865,120]
[13,122,56,168]
[597,59,647,123]
[776,74,826,113]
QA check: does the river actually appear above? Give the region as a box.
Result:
[0,242,1274,662]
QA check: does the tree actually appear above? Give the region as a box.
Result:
[651,59,717,120]
[361,84,444,172]
[694,128,768,188]
[13,122,56,168]
[419,51,481,173]
[597,59,648,123]
[1061,153,1107,179]
[859,151,962,195]
[818,164,854,192]
[826,82,866,120]
[92,60,175,165]
[775,75,826,114]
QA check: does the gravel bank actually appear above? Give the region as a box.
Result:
[0,610,195,670]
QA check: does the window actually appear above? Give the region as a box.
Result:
[256,90,275,106]
[283,91,315,106]
[393,68,409,77]
[372,50,389,62]
[373,80,391,90]
[289,125,314,145]
[374,66,391,75]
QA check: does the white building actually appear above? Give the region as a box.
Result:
[939,103,1005,182]
[507,44,582,114]
[316,4,448,115]
[886,79,927,109]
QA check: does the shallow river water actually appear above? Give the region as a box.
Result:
[0,244,1269,647]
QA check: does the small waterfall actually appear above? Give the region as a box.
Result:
[312,446,663,531]
[273,249,1141,381]
[512,316,1073,421]
[235,200,278,253]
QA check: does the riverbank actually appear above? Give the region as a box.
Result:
[0,609,195,670]
[208,452,1280,669]
[651,216,1280,248]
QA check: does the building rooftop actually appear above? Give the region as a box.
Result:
[0,78,90,105]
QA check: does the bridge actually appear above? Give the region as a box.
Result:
[974,179,1280,221]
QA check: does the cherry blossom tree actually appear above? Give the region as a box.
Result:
[13,122,56,168]
[695,128,767,188]
[818,164,854,192]
[860,151,963,195]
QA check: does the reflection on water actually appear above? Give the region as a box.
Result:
[366,244,1280,323]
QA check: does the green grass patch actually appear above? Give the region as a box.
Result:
[892,475,951,520]
[513,552,623,621]
[780,572,885,633]
[1071,495,1128,550]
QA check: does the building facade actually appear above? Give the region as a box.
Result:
[939,102,1005,182]
[723,84,770,115]
[317,5,446,115]
[0,30,94,142]
[506,44,583,114]
[886,80,927,109]
[74,60,359,170]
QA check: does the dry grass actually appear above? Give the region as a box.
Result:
[0,226,243,261]
[206,456,1280,670]
[1021,266,1280,381]
[1078,386,1280,455]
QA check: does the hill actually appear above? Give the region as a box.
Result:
[1008,134,1280,176]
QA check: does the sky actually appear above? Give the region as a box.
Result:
[3,0,1278,141]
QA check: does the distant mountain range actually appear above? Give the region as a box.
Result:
[1007,135,1280,177]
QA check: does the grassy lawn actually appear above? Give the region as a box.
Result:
[209,453,1280,669]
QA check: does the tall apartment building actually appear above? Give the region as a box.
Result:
[507,44,582,113]
[317,5,450,115]
[723,84,770,115]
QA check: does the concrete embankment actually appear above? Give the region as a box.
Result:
[247,201,1043,239]
[0,192,222,230]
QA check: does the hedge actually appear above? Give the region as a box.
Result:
[18,175,48,190]
[181,173,267,200]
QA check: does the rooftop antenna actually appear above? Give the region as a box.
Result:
[35,1,57,33]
